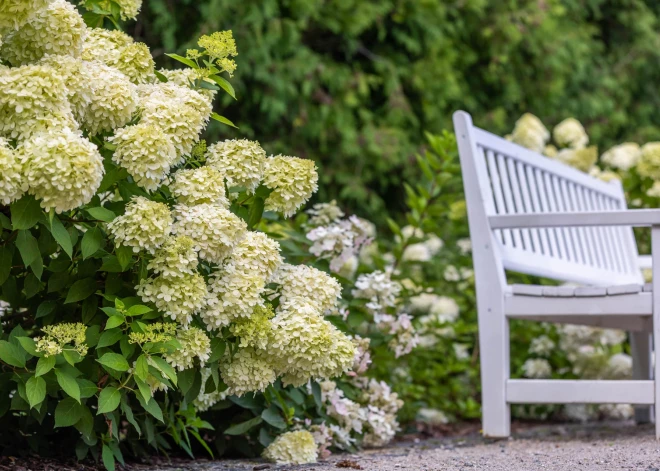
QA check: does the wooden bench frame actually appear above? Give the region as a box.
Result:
[453,110,660,438]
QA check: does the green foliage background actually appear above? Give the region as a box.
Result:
[131,0,660,220]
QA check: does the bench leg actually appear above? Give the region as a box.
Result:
[479,306,510,438]
[631,332,653,424]
[651,226,660,439]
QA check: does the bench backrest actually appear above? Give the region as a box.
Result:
[453,111,642,286]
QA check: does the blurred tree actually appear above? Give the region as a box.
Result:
[129,0,660,221]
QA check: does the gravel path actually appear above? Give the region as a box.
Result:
[130,421,660,471]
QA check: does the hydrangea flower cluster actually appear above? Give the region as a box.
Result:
[509,113,549,153]
[163,327,211,371]
[205,139,266,193]
[35,322,88,357]
[306,214,374,273]
[263,155,319,217]
[600,142,641,171]
[263,430,318,465]
[553,117,589,149]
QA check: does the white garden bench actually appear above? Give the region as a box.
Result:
[453,110,660,438]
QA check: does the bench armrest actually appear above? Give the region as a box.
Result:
[489,209,660,229]
[639,255,653,270]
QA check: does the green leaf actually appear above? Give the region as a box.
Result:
[134,378,152,404]
[62,350,83,366]
[126,305,151,316]
[15,230,40,268]
[10,196,42,230]
[178,368,195,395]
[137,395,163,422]
[55,368,81,403]
[81,227,103,259]
[102,444,116,471]
[35,355,56,377]
[210,112,238,128]
[16,337,38,357]
[312,381,323,409]
[97,329,123,348]
[74,406,95,442]
[224,416,262,435]
[0,340,25,367]
[105,316,124,330]
[87,206,115,222]
[165,53,198,69]
[207,338,226,363]
[115,245,133,270]
[54,397,84,428]
[134,354,149,382]
[261,406,286,429]
[49,216,73,259]
[0,246,13,286]
[25,376,46,409]
[149,357,177,386]
[208,74,236,99]
[97,386,121,414]
[97,353,129,372]
[154,69,168,83]
[247,196,265,230]
[64,277,97,304]
[77,379,98,399]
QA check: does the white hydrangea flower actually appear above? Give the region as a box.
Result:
[138,82,212,159]
[529,335,555,356]
[172,203,247,263]
[137,272,207,325]
[553,146,598,172]
[607,353,632,378]
[269,301,355,387]
[424,234,444,255]
[306,215,373,272]
[82,28,154,84]
[271,263,342,312]
[1,0,86,66]
[415,295,460,327]
[83,60,137,135]
[544,144,558,158]
[600,329,626,346]
[417,408,449,426]
[19,128,104,213]
[193,367,227,412]
[169,166,228,206]
[0,0,50,32]
[362,406,398,448]
[453,343,470,360]
[599,403,633,421]
[522,358,552,379]
[600,142,641,171]
[37,55,93,123]
[202,271,267,328]
[589,166,620,182]
[402,243,431,262]
[0,63,75,140]
[205,139,266,193]
[510,113,549,153]
[306,200,345,227]
[148,236,198,277]
[109,123,176,191]
[263,430,317,465]
[107,196,172,253]
[385,313,418,358]
[636,142,660,180]
[163,327,211,371]
[457,238,472,254]
[225,231,282,280]
[220,347,276,396]
[0,138,26,204]
[648,181,660,198]
[157,68,215,102]
[443,265,473,282]
[553,118,588,149]
[263,155,319,217]
[352,270,401,314]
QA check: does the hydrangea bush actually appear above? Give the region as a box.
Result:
[0,1,394,468]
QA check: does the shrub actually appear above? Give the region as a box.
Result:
[0,1,411,468]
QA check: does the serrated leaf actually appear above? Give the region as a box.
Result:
[134,355,149,382]
[224,416,262,435]
[0,340,25,367]
[134,378,152,404]
[10,196,42,230]
[16,337,38,357]
[26,376,46,409]
[35,355,55,377]
[55,369,81,403]
[97,353,129,372]
[137,395,163,422]
[81,227,103,259]
[97,386,121,414]
[55,397,84,428]
[77,378,98,399]
[49,216,73,259]
[64,277,97,304]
